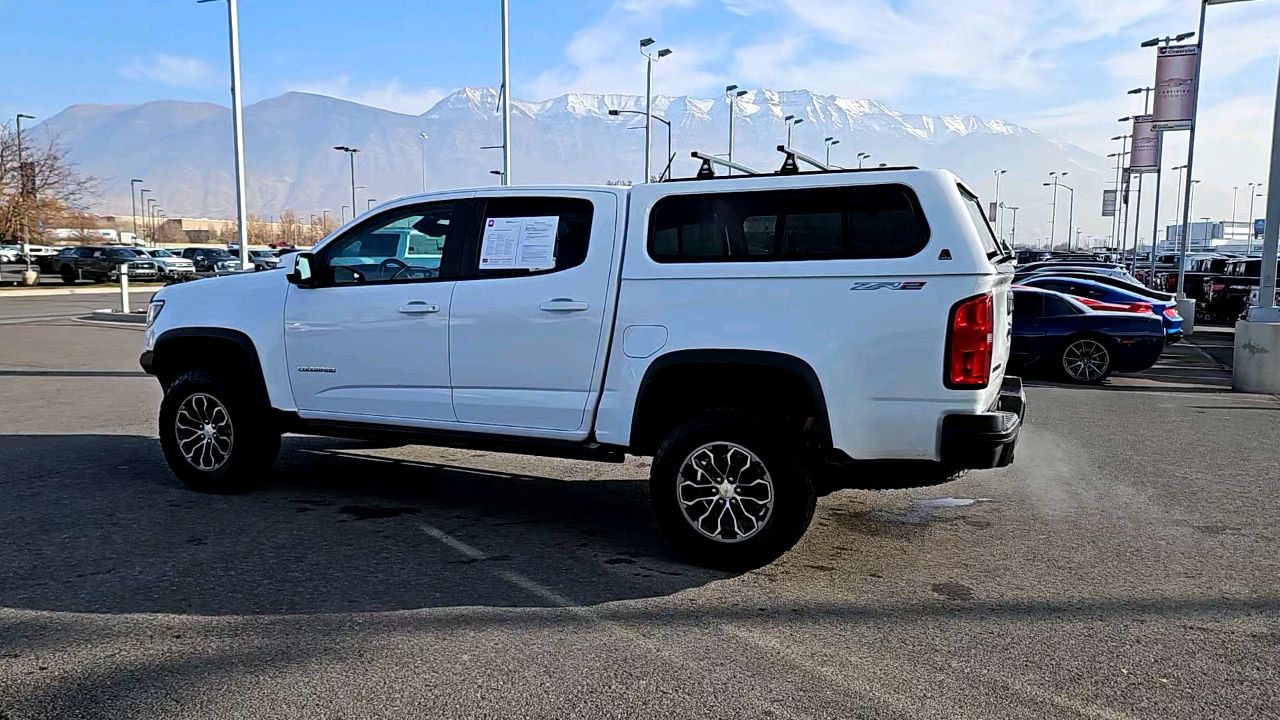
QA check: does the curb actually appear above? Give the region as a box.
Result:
[90,309,147,324]
[0,286,163,298]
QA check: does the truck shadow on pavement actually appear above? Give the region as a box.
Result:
[0,434,734,616]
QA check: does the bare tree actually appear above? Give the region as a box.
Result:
[0,122,98,241]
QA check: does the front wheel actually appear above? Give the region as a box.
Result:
[60,267,76,285]
[1059,336,1114,384]
[159,369,281,493]
[650,412,816,570]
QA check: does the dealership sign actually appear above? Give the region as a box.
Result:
[1152,46,1197,131]
[1102,190,1117,217]
[1129,115,1161,172]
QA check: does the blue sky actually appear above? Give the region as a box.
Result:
[3,0,1279,219]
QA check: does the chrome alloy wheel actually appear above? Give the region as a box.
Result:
[677,442,775,543]
[174,393,234,471]
[1063,339,1110,382]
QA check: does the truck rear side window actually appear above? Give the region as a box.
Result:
[649,184,929,263]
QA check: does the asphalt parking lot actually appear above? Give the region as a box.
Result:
[1,294,1277,719]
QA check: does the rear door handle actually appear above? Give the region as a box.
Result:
[398,302,441,314]
[539,300,590,312]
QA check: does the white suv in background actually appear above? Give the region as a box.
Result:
[138,248,196,280]
[141,162,1024,569]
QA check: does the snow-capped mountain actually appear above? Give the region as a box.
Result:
[36,87,1111,243]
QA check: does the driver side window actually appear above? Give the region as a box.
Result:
[324,201,463,286]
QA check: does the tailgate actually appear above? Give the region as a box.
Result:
[990,267,1014,381]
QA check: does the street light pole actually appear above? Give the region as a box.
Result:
[724,85,747,176]
[130,179,144,244]
[1007,206,1020,247]
[15,113,35,248]
[610,109,674,181]
[499,0,512,186]
[993,169,1008,240]
[784,115,804,147]
[824,137,840,166]
[857,152,871,169]
[1046,172,1063,248]
[419,133,428,193]
[334,146,359,217]
[1248,182,1264,253]
[198,0,250,270]
[638,39,672,184]
[341,205,350,224]
[1251,53,1280,321]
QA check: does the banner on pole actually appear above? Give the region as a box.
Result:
[1121,168,1131,196]
[1102,190,1117,217]
[988,202,997,223]
[1152,46,1197,131]
[1256,219,1266,238]
[1130,115,1161,172]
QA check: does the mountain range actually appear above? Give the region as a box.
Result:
[35,87,1113,243]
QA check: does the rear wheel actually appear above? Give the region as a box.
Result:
[159,368,280,493]
[60,266,76,285]
[650,412,815,570]
[1059,336,1114,384]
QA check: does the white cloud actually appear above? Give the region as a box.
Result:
[291,76,448,115]
[120,54,216,88]
[529,0,721,100]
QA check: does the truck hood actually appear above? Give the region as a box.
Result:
[154,265,286,304]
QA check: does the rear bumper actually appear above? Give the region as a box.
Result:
[1166,330,1183,345]
[938,376,1026,470]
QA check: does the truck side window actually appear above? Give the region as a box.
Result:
[470,196,594,278]
[321,200,464,286]
[648,184,928,263]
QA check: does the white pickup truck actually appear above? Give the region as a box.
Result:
[141,162,1025,569]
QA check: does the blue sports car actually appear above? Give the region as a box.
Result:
[1017,275,1184,344]
[1011,288,1165,384]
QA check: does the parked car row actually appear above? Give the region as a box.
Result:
[37,245,290,285]
[1006,254,1183,384]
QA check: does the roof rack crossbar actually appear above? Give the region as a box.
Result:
[691,151,762,179]
[776,145,836,174]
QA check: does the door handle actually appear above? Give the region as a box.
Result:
[539,300,589,312]
[397,302,441,314]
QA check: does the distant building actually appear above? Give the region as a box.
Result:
[1161,221,1253,252]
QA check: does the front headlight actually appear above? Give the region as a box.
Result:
[146,300,165,328]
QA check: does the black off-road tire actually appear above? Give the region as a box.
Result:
[60,266,76,285]
[159,368,281,493]
[650,411,816,571]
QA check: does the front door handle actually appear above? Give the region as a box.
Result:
[539,300,589,312]
[398,302,441,314]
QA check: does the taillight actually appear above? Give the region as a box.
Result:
[1163,307,1179,319]
[946,293,994,389]
[1131,302,1153,314]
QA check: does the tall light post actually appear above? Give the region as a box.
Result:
[783,115,804,147]
[334,146,359,217]
[1045,171,1067,248]
[1231,185,1239,229]
[724,85,748,176]
[1248,182,1264,253]
[499,0,511,185]
[139,190,152,242]
[1109,136,1129,247]
[341,205,350,224]
[1171,163,1189,254]
[130,179,144,244]
[1007,206,1020,247]
[322,209,330,232]
[610,109,674,181]
[14,113,35,247]
[198,0,250,270]
[639,38,672,184]
[1187,179,1202,249]
[857,152,871,169]
[824,136,840,166]
[367,198,376,211]
[418,133,429,193]
[1166,1,1260,302]
[992,169,1008,239]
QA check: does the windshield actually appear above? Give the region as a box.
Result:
[250,250,273,258]
[958,185,1011,260]
[150,249,174,257]
[206,249,233,259]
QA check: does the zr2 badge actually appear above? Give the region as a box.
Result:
[849,281,927,291]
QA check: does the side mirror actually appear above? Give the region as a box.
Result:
[286,252,316,287]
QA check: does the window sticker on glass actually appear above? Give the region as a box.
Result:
[480,216,559,271]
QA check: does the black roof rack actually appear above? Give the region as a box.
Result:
[672,147,919,182]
